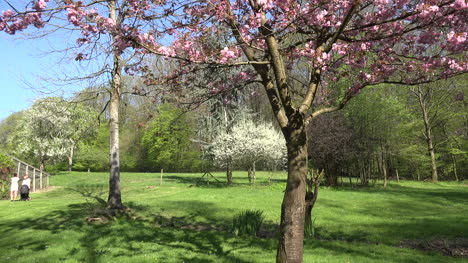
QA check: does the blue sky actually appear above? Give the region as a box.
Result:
[0,0,45,121]
[0,35,45,121]
[0,2,93,122]
[0,29,91,122]
[0,2,153,122]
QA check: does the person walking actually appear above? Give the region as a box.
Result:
[20,174,31,201]
[10,173,19,201]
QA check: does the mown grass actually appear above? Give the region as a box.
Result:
[0,171,466,263]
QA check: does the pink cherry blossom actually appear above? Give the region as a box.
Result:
[219,47,239,64]
[157,46,176,57]
[0,0,466,121]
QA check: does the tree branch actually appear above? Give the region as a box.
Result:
[324,1,361,53]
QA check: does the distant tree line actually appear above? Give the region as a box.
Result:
[308,76,467,185]
[0,74,465,184]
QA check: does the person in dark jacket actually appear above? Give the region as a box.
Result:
[20,174,31,201]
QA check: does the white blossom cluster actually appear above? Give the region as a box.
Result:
[11,97,96,163]
[208,117,287,169]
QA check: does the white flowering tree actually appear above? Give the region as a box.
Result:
[11,97,97,171]
[209,116,286,183]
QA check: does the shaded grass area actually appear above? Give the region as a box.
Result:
[315,182,468,245]
[0,172,466,262]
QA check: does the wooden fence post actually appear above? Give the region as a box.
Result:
[40,170,43,189]
[33,169,36,192]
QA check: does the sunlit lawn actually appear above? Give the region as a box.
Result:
[0,171,466,262]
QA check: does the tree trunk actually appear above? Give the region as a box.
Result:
[107,0,123,209]
[252,161,256,184]
[348,169,353,188]
[428,141,438,182]
[324,160,337,186]
[415,87,438,182]
[277,123,307,263]
[368,159,373,183]
[451,154,459,181]
[39,158,45,173]
[108,80,123,209]
[226,161,233,185]
[381,152,388,189]
[371,157,378,185]
[67,156,72,172]
[67,144,74,172]
[304,197,313,234]
[304,169,321,237]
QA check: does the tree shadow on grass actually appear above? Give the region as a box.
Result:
[163,174,231,188]
[67,183,108,205]
[303,239,448,263]
[322,183,468,213]
[0,199,275,263]
[3,182,464,262]
[163,175,275,189]
[384,183,468,205]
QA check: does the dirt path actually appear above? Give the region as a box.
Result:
[32,186,60,193]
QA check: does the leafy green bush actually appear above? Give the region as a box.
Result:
[232,209,265,237]
[0,178,10,200]
[0,153,14,168]
[0,153,14,199]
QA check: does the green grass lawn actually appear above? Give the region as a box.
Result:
[0,171,466,263]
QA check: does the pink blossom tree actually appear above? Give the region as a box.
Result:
[1,1,467,262]
[135,2,467,262]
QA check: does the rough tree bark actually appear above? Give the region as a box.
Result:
[277,113,308,263]
[108,84,122,208]
[276,127,307,262]
[107,0,123,209]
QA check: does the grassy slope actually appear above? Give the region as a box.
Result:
[0,171,466,263]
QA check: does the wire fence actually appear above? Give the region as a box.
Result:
[3,153,51,192]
